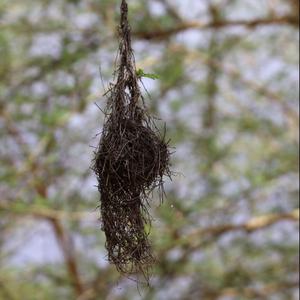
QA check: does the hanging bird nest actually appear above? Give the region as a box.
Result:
[92,0,171,281]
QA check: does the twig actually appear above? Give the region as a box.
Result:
[134,16,299,40]
[183,209,299,247]
[0,202,97,221]
[47,217,85,296]
[216,280,299,299]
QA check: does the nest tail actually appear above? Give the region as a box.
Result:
[92,0,171,282]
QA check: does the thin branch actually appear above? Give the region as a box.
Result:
[155,209,299,282]
[184,209,299,246]
[133,16,299,40]
[47,217,85,296]
[1,203,298,236]
[216,280,299,299]
[0,202,87,296]
[0,202,97,221]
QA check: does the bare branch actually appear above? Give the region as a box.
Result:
[0,202,97,221]
[185,209,299,246]
[133,16,299,40]
[47,217,85,296]
[216,280,299,299]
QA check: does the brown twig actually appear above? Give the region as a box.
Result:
[0,202,97,221]
[153,209,299,283]
[134,16,299,40]
[214,280,299,299]
[183,209,299,248]
[47,217,84,296]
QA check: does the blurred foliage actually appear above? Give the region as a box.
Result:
[0,0,299,299]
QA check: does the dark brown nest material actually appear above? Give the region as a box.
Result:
[92,0,171,281]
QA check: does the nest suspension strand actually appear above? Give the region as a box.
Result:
[92,0,171,280]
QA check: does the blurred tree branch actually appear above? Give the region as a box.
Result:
[213,280,299,300]
[182,278,300,300]
[185,209,299,244]
[156,208,299,272]
[134,15,299,40]
[47,216,84,296]
[0,202,97,221]
[1,202,298,235]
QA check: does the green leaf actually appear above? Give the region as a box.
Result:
[136,68,159,80]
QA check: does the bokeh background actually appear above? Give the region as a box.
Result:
[0,0,299,299]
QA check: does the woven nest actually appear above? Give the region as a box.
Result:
[92,0,171,281]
